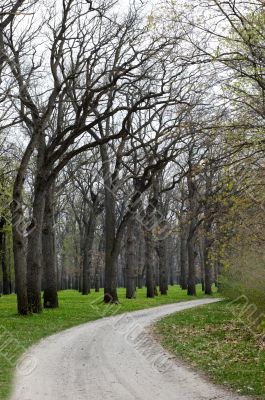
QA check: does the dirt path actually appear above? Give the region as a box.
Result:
[11,298,248,400]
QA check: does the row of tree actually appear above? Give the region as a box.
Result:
[0,0,264,315]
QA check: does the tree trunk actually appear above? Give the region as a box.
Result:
[203,223,213,295]
[82,248,91,295]
[42,183,58,308]
[95,270,100,292]
[125,221,137,299]
[179,220,187,290]
[204,253,212,295]
[169,239,175,286]
[27,130,48,313]
[103,187,118,302]
[95,237,103,292]
[203,225,213,295]
[144,185,159,298]
[12,184,28,314]
[100,143,119,304]
[198,239,205,292]
[203,166,214,295]
[82,212,96,295]
[78,271,82,292]
[168,235,175,286]
[145,230,155,297]
[187,166,197,296]
[104,251,118,303]
[169,268,174,286]
[158,237,168,295]
[137,224,145,289]
[187,228,196,296]
[27,176,46,313]
[12,127,40,314]
[185,145,199,298]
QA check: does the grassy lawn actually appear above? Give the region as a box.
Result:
[0,285,212,400]
[154,301,265,399]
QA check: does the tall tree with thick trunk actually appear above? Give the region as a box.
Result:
[27,134,47,312]
[157,235,168,295]
[125,220,137,299]
[42,183,58,308]
[186,140,198,296]
[202,164,215,295]
[178,188,188,290]
[82,205,98,295]
[144,185,159,298]
[100,143,119,302]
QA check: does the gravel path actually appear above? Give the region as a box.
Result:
[11,298,248,400]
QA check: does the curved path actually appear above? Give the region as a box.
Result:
[11,298,248,400]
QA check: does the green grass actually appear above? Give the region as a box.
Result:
[0,285,212,400]
[154,301,265,399]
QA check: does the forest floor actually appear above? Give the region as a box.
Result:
[0,285,214,400]
[154,301,265,399]
[10,297,248,400]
